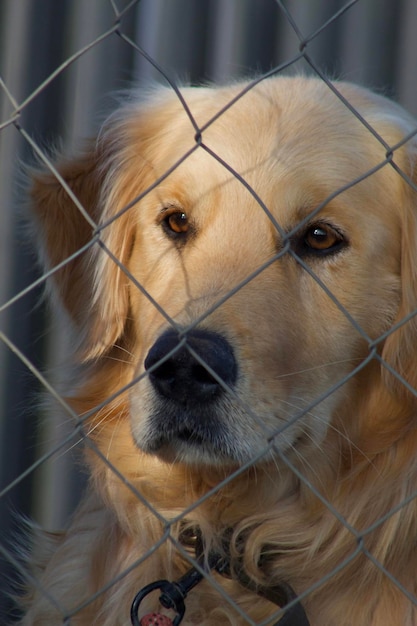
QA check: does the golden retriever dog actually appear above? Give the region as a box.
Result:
[21,75,417,625]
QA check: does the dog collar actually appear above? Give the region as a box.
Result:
[130,527,310,626]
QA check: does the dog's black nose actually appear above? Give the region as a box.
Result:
[144,329,237,405]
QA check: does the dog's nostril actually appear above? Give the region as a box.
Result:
[151,360,176,383]
[144,329,237,404]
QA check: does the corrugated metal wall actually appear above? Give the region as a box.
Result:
[1,0,417,621]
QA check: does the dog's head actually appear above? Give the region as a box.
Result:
[31,77,417,470]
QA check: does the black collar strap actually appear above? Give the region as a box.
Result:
[213,528,310,626]
[131,528,310,626]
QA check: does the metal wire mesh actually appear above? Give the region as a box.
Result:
[2,1,417,624]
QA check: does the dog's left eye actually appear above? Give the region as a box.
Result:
[301,223,346,255]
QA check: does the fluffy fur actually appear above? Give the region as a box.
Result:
[21,76,417,625]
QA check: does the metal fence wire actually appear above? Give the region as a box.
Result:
[2,0,417,624]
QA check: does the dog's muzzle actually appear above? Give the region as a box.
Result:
[137,327,247,463]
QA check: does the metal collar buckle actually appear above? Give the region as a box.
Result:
[130,528,310,626]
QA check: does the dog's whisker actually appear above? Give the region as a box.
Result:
[280,395,377,472]
[104,413,124,460]
[107,342,136,363]
[104,355,135,365]
[274,357,364,380]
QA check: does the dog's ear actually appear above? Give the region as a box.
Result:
[30,143,136,359]
[381,150,417,398]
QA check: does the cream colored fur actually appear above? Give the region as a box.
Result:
[22,76,417,625]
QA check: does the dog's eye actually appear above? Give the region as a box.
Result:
[302,223,345,255]
[161,209,190,236]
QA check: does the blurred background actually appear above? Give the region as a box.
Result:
[1,0,417,621]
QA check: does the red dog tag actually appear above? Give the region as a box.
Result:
[140,613,174,626]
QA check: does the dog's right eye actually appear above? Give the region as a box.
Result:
[160,208,191,238]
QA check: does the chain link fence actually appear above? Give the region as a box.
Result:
[2,0,417,624]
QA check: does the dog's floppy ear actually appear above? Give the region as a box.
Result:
[381,146,417,398]
[31,143,136,359]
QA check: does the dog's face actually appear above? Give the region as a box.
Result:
[31,77,417,470]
